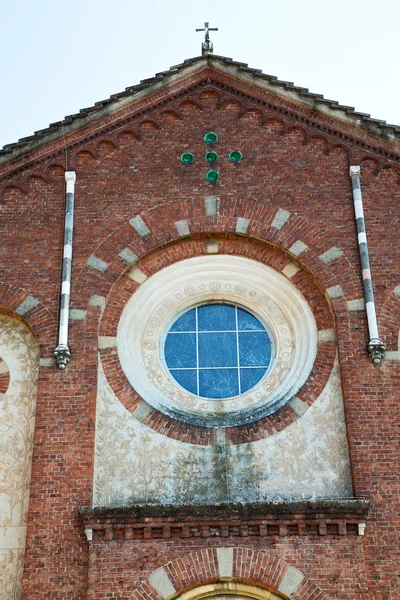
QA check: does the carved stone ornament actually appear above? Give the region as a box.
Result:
[117,256,317,427]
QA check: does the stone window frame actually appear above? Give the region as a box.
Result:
[173,581,285,600]
[117,255,317,428]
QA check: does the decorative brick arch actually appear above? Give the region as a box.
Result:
[73,195,360,319]
[379,286,400,360]
[134,547,329,600]
[0,282,55,354]
[97,235,337,443]
[70,196,360,442]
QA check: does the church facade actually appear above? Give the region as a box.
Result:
[0,51,399,600]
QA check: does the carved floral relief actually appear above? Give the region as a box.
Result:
[0,315,39,600]
[93,356,352,506]
[229,359,353,501]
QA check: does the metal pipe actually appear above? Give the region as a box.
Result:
[349,166,385,364]
[54,171,76,369]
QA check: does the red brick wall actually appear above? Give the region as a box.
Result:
[87,539,368,600]
[0,80,398,599]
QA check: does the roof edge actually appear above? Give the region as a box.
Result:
[0,56,210,167]
[2,53,400,167]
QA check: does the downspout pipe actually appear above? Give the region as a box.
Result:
[54,171,76,369]
[349,166,385,364]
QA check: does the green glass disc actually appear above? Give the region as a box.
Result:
[229,151,242,162]
[206,170,219,182]
[205,151,218,163]
[181,152,194,164]
[204,131,218,144]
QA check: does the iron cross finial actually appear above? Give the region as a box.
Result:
[196,22,218,43]
[196,22,218,55]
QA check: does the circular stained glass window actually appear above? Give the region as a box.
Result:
[163,304,273,399]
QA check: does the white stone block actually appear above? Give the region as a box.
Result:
[149,567,176,599]
[278,566,304,597]
[289,240,308,256]
[128,267,147,284]
[98,336,118,349]
[236,217,249,234]
[318,328,336,342]
[130,216,150,236]
[347,298,365,311]
[175,220,190,236]
[282,262,300,279]
[217,547,233,577]
[119,248,138,264]
[207,239,219,253]
[327,285,344,299]
[87,255,109,273]
[271,208,290,230]
[319,246,343,264]
[204,195,219,216]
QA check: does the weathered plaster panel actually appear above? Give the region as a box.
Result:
[228,359,352,501]
[0,315,39,600]
[93,356,352,505]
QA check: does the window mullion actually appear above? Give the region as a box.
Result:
[235,306,241,395]
[195,307,199,396]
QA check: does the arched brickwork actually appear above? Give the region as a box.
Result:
[69,196,359,443]
[73,196,358,319]
[379,287,400,358]
[98,234,337,444]
[0,282,55,354]
[133,548,329,600]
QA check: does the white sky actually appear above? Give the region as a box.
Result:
[1,0,399,150]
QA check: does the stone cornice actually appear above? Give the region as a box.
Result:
[79,499,371,541]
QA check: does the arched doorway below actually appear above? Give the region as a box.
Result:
[173,581,287,600]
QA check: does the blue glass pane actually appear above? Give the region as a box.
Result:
[169,309,196,332]
[164,304,273,399]
[170,369,197,394]
[199,369,239,398]
[240,368,266,392]
[198,332,237,367]
[237,308,265,331]
[164,333,196,368]
[238,332,271,366]
[198,305,236,331]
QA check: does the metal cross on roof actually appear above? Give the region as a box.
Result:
[196,22,218,43]
[196,22,218,56]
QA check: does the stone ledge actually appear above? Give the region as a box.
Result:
[79,498,371,541]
